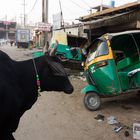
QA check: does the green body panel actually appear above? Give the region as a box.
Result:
[32,51,44,58]
[118,72,129,91]
[52,43,83,61]
[117,57,131,70]
[81,84,99,94]
[87,60,122,96]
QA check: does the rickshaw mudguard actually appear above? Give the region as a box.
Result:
[81,84,99,94]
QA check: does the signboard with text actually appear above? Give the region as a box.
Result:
[53,12,62,30]
[35,22,51,32]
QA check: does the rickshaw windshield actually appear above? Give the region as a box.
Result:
[86,39,109,62]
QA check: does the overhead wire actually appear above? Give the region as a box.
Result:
[58,0,91,22]
[81,0,91,8]
[69,0,87,10]
[60,2,84,15]
[52,0,92,23]
[27,0,38,15]
[59,0,87,22]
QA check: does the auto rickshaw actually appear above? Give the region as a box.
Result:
[50,31,88,70]
[81,30,140,111]
[50,31,87,61]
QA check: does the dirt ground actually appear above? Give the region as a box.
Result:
[1,45,140,140]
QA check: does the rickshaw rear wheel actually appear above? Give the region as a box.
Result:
[84,92,101,111]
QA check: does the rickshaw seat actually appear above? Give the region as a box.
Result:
[117,57,131,70]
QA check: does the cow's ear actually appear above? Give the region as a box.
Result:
[45,56,67,76]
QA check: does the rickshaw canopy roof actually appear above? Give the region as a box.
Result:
[106,30,140,40]
[86,30,140,55]
[106,30,140,52]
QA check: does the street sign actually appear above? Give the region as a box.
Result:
[53,12,62,30]
[35,22,51,31]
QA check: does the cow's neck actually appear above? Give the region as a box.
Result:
[15,56,45,110]
[32,58,41,94]
[17,56,45,95]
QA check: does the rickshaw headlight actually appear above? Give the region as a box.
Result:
[95,61,108,69]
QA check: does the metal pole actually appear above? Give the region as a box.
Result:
[59,0,63,28]
[42,0,48,48]
[45,0,48,23]
[42,0,48,25]
[42,0,44,22]
[23,0,26,27]
[6,24,8,40]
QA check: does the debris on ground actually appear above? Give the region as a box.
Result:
[114,123,123,133]
[124,130,130,137]
[94,114,105,122]
[114,126,123,133]
[69,73,86,81]
[107,116,118,125]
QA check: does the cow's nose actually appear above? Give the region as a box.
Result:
[64,86,74,94]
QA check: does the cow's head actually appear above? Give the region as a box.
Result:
[40,55,73,94]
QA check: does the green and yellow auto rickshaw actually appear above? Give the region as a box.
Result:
[51,31,87,61]
[50,31,88,70]
[81,30,140,111]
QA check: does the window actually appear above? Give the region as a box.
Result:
[96,41,109,57]
[86,40,109,62]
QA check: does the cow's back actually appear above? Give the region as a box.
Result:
[0,51,19,81]
[0,51,23,133]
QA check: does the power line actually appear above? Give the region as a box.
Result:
[60,3,84,15]
[28,0,38,15]
[81,0,91,8]
[69,0,86,10]
[60,2,89,20]
[23,0,26,27]
[55,0,90,23]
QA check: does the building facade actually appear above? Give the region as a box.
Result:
[0,21,16,41]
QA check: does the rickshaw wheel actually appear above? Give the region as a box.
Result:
[84,92,101,111]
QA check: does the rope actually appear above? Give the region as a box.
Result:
[32,57,41,95]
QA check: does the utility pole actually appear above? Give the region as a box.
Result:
[5,15,8,40]
[23,0,26,27]
[20,14,23,26]
[42,0,48,48]
[42,0,48,23]
[59,0,64,29]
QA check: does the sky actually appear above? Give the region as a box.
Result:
[0,0,137,24]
